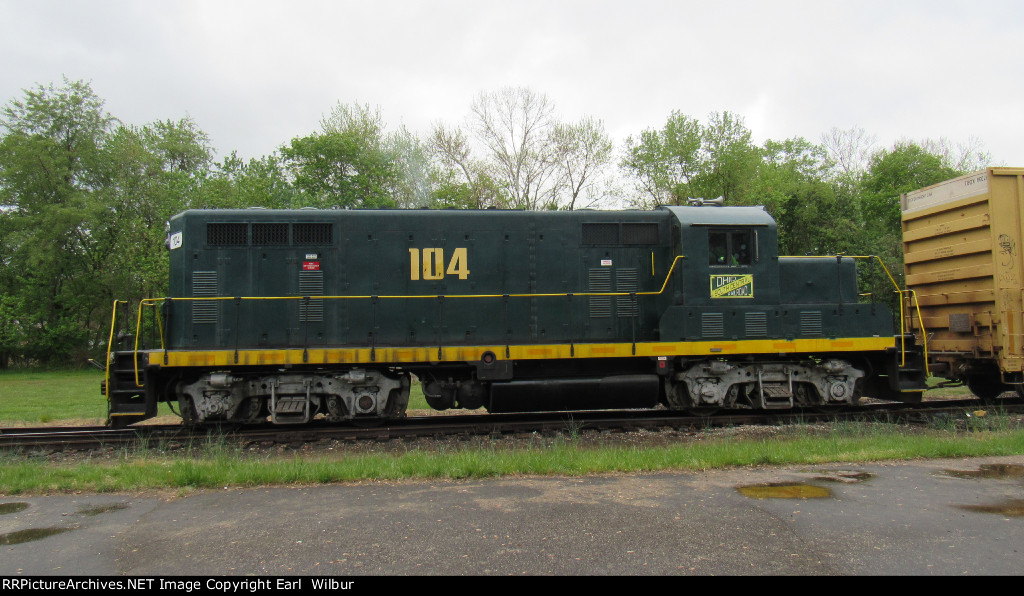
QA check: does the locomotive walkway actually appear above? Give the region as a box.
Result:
[2,455,1023,576]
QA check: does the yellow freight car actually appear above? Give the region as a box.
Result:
[901,167,1024,398]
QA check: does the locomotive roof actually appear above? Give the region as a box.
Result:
[170,206,775,227]
[658,205,776,227]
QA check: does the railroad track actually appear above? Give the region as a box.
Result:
[2,398,1022,451]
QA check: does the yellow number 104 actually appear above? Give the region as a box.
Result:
[409,248,470,280]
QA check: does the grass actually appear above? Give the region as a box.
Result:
[1,370,1023,495]
[0,368,430,424]
[1,422,1023,495]
[0,369,112,424]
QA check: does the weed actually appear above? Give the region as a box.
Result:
[563,415,584,441]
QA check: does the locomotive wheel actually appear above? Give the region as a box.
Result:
[178,395,199,426]
[232,397,266,424]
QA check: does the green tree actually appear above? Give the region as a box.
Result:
[281,103,402,209]
[753,137,875,260]
[0,81,218,365]
[860,143,960,235]
[203,152,298,209]
[620,111,760,207]
[697,112,761,203]
[620,110,702,207]
[0,79,117,364]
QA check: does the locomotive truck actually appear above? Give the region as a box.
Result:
[103,203,929,426]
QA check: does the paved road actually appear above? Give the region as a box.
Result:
[2,455,1023,575]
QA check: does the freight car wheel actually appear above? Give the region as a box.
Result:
[967,377,1009,402]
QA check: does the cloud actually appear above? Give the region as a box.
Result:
[2,0,1022,166]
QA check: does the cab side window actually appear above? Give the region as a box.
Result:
[709,230,753,266]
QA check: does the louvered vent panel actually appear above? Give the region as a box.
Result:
[616,268,638,318]
[299,271,324,322]
[192,271,219,324]
[588,268,612,318]
[745,312,768,337]
[702,313,724,337]
[252,223,289,245]
[294,223,333,245]
[207,223,247,245]
[800,311,823,336]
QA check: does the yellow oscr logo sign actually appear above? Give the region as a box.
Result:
[710,274,754,298]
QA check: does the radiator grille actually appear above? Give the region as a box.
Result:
[207,223,247,246]
[582,223,618,245]
[252,223,289,245]
[294,223,333,245]
[621,223,658,245]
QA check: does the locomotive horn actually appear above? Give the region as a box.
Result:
[686,196,725,206]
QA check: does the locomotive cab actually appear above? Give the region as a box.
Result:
[654,204,916,410]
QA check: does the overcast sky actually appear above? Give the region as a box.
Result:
[3,0,1023,168]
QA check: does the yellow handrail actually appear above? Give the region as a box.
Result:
[104,300,127,402]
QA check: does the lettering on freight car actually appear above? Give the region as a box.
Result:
[409,248,470,280]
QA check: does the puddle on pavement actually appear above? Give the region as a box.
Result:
[940,464,1024,480]
[955,499,1024,517]
[0,526,77,545]
[737,483,832,499]
[77,503,129,517]
[0,503,30,515]
[812,470,874,484]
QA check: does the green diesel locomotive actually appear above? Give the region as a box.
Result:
[103,204,926,426]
